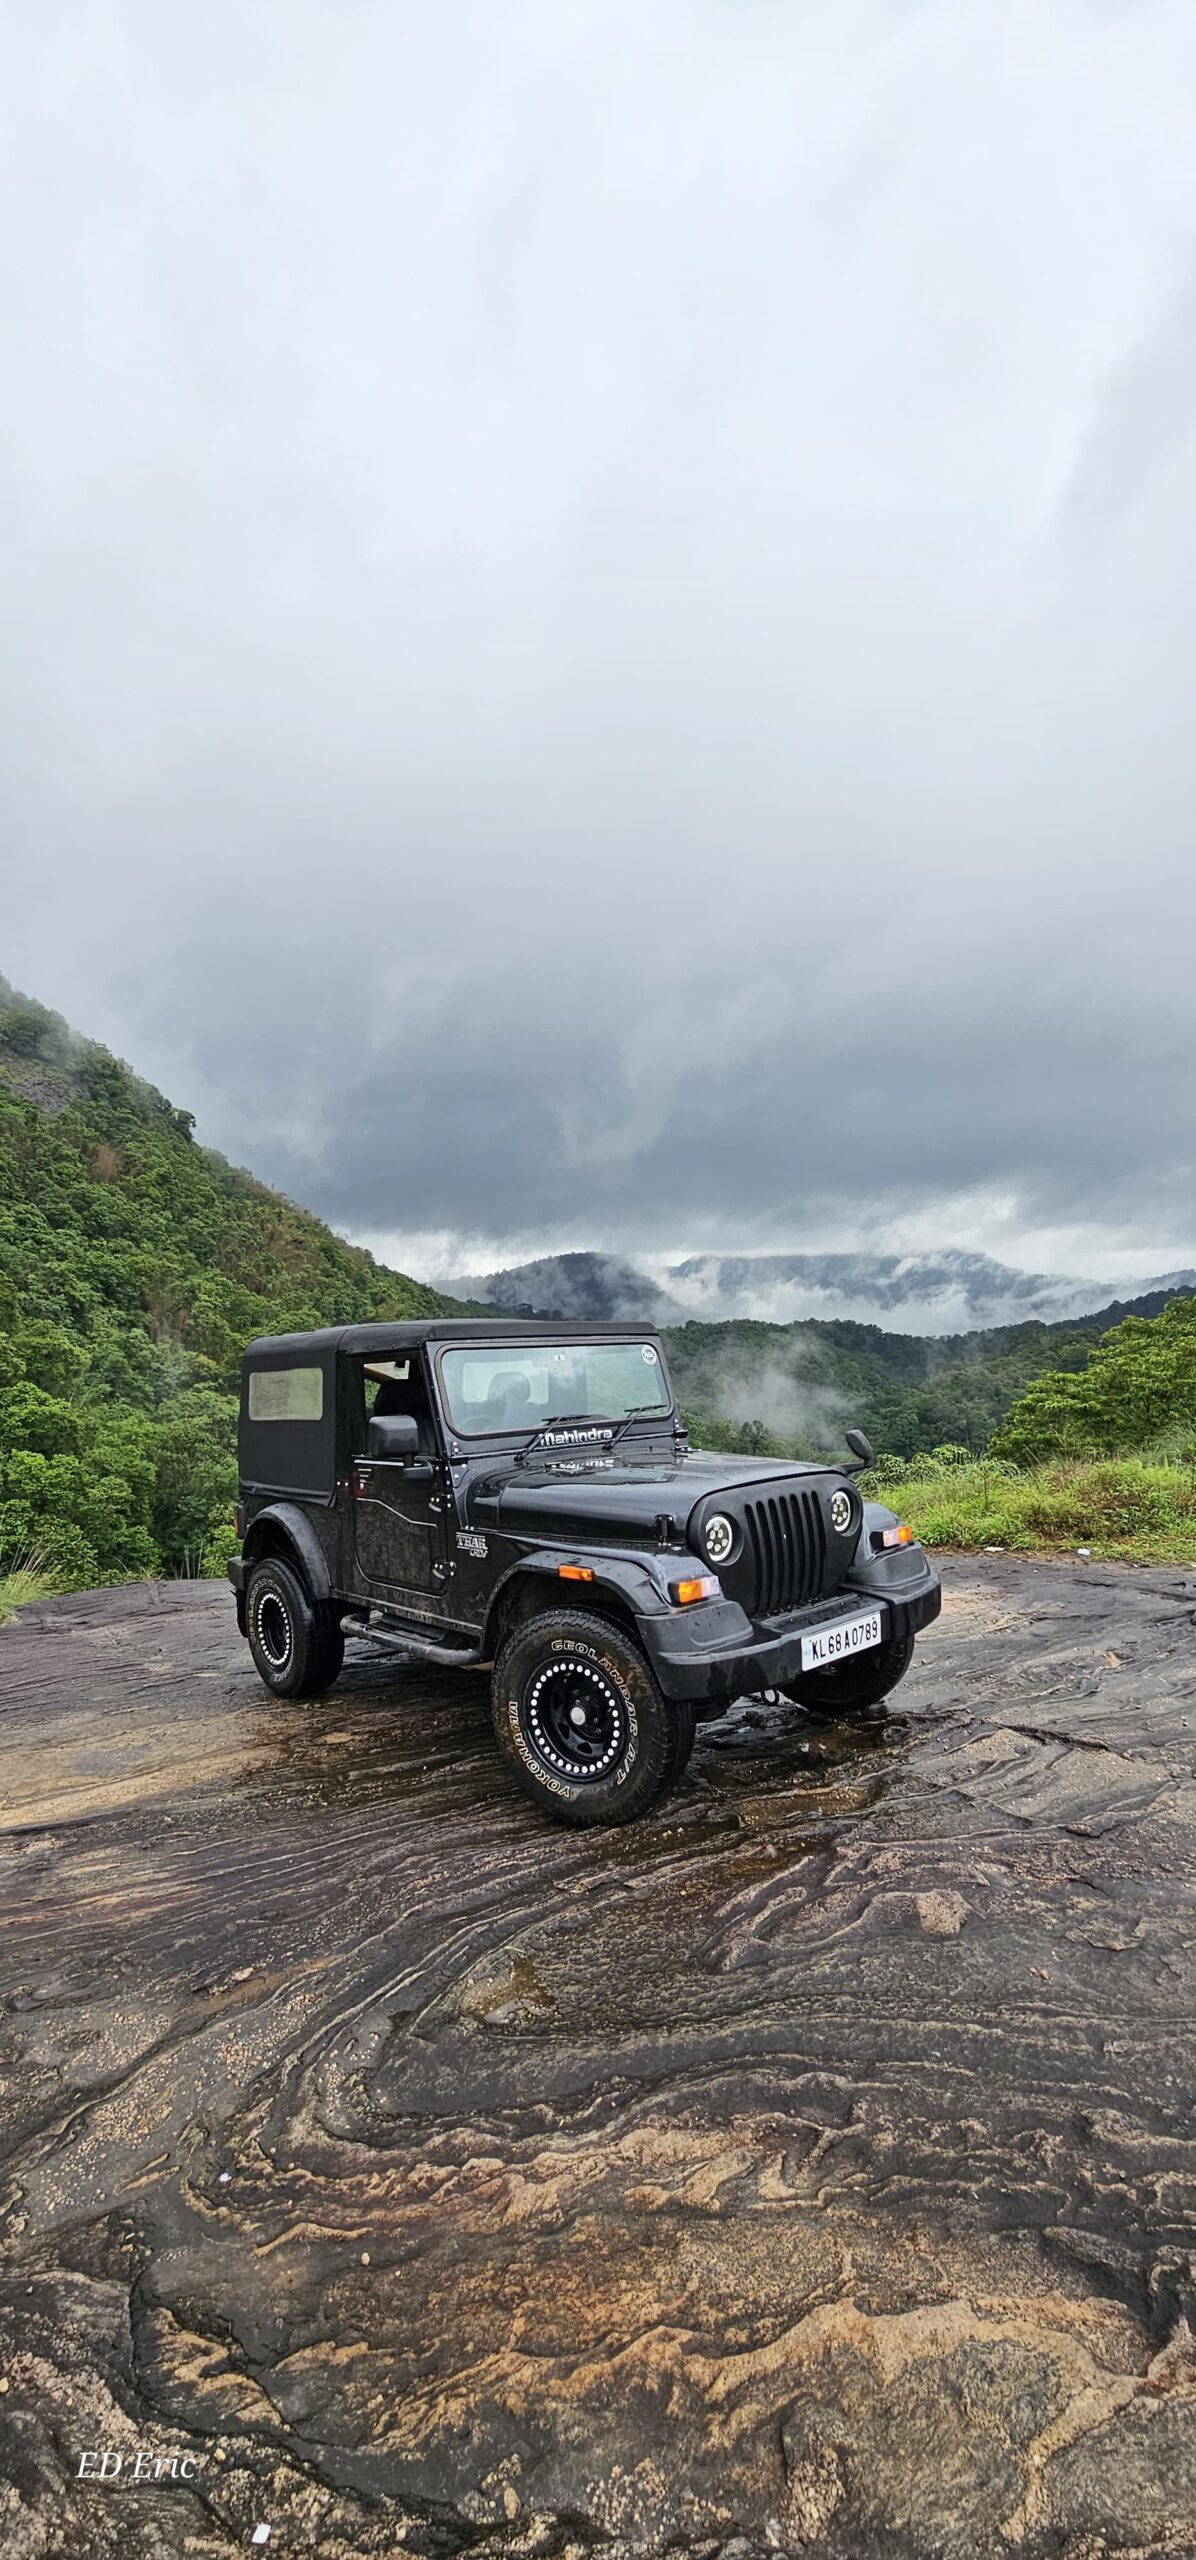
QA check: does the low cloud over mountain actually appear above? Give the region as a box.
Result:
[457,1248,1196,1337]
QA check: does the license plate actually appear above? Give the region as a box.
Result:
[800,1608,882,1671]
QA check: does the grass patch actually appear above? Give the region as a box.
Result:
[0,1546,58,1623]
[865,1456,1196,1564]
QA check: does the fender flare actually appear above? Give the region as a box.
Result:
[482,1548,667,1655]
[241,1503,333,1603]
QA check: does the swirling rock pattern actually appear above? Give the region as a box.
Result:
[2,1561,1196,2557]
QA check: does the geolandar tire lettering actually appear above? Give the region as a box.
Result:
[491,1608,692,1829]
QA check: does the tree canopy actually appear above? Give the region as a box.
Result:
[991,1293,1196,1465]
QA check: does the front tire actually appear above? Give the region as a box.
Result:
[782,1628,915,1716]
[245,1556,344,1699]
[491,1610,694,1828]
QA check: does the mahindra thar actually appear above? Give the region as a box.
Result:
[229,1320,940,1826]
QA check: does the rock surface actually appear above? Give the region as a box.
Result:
[2,1560,1196,2557]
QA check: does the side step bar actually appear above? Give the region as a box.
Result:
[339,1612,483,1669]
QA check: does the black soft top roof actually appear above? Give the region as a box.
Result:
[243,1319,663,1362]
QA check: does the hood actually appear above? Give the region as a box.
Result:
[466,1443,850,1549]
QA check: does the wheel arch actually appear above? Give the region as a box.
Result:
[483,1554,653,1661]
[242,1503,333,1604]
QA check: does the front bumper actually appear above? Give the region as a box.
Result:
[641,1554,942,1706]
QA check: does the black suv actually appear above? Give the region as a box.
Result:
[229,1320,941,1827]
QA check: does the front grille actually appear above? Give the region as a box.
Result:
[742,1487,830,1617]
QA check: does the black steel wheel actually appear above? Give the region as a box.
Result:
[523,1651,629,1783]
[245,1556,343,1700]
[491,1609,692,1828]
[782,1628,915,1716]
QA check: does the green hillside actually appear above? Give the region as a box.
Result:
[663,1300,1180,1466]
[0,977,463,1590]
[858,1293,1196,1563]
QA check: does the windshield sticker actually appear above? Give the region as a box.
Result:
[641,1344,658,1362]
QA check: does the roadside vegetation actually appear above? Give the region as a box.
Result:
[857,1449,1196,1564]
[0,1545,56,1622]
[865,1296,1196,1560]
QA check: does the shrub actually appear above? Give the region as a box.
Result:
[0,1543,56,1620]
[889,1456,1196,1561]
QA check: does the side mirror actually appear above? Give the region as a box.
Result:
[844,1427,874,1474]
[368,1412,421,1461]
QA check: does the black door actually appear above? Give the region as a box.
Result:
[352,1352,447,1616]
[352,1455,447,1613]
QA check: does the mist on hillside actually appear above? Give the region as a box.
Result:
[682,1348,851,1460]
[454,1244,1196,1338]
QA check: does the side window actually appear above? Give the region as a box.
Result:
[363,1357,411,1420]
[248,1366,324,1422]
[360,1356,435,1449]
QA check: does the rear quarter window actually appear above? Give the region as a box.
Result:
[247,1366,324,1422]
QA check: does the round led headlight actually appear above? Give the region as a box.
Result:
[830,1488,854,1536]
[703,1513,735,1566]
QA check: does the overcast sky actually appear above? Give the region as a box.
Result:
[3,0,1195,1285]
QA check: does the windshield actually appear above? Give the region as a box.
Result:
[437,1341,672,1437]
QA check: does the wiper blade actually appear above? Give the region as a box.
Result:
[607,1402,674,1447]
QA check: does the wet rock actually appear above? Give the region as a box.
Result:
[2,1561,1196,2554]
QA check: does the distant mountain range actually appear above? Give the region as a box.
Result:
[454,1248,1196,1337]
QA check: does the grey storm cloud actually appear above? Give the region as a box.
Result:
[2,0,1195,1274]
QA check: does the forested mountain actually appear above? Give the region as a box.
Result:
[460,1244,1196,1333]
[0,978,462,1584]
[662,1295,1196,1463]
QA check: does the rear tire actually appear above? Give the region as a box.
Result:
[245,1556,343,1699]
[782,1628,915,1716]
[492,1609,692,1828]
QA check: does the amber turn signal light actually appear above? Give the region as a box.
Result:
[558,1563,594,1582]
[875,1523,913,1549]
[670,1573,721,1606]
